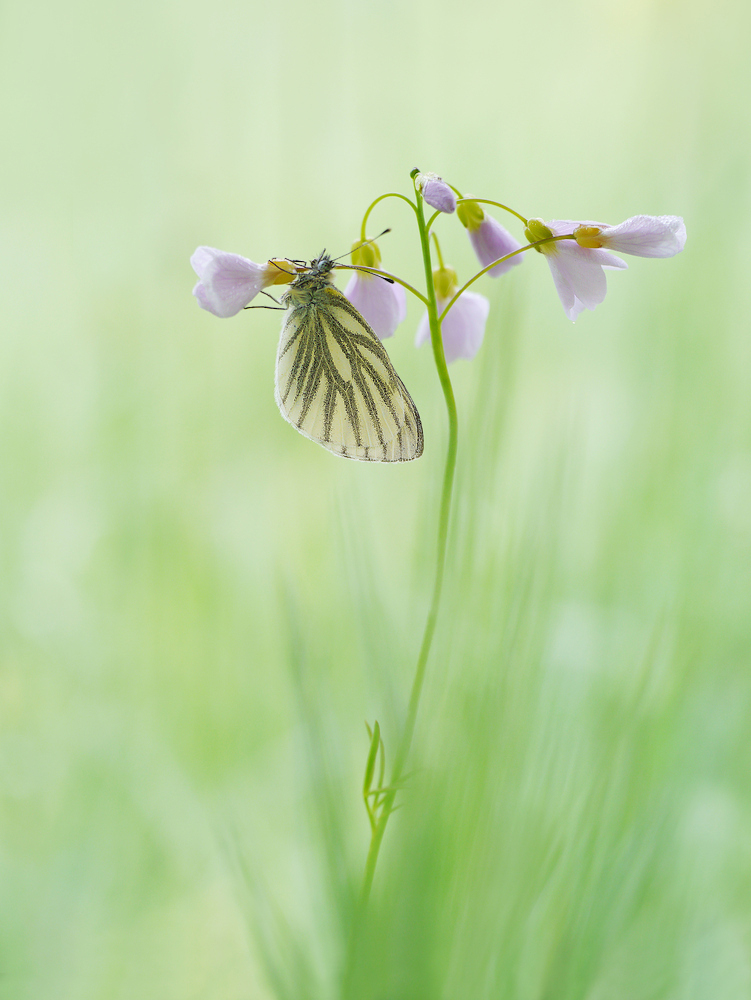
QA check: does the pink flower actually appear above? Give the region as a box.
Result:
[527,215,686,321]
[415,266,489,363]
[344,271,406,340]
[458,200,524,277]
[343,237,407,339]
[191,247,290,317]
[415,172,457,214]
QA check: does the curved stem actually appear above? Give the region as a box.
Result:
[361,192,418,243]
[425,209,442,231]
[456,197,528,226]
[439,234,576,321]
[333,264,428,306]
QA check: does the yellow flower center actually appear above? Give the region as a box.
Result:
[266,259,297,285]
[573,225,604,249]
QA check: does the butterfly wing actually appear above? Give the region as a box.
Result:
[275,285,423,462]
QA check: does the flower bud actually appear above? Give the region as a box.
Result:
[350,240,382,269]
[415,172,457,214]
[457,199,485,231]
[433,265,458,300]
[524,218,555,253]
[524,218,555,243]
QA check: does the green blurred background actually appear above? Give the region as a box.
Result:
[2,0,749,996]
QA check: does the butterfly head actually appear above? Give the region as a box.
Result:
[283,251,337,304]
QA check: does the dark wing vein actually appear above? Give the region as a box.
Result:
[275,291,423,461]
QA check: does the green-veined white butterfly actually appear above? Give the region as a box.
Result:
[274,252,423,462]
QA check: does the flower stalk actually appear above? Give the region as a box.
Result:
[356,179,459,908]
[190,172,686,997]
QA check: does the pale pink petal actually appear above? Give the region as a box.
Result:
[415,311,431,350]
[415,292,490,363]
[586,248,628,270]
[545,242,610,322]
[192,281,212,311]
[190,246,216,272]
[343,271,407,340]
[599,215,686,257]
[190,246,269,317]
[469,214,524,276]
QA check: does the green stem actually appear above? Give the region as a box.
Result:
[456,197,529,226]
[334,264,429,306]
[361,192,418,243]
[431,231,447,270]
[439,234,576,321]
[425,209,443,231]
[357,187,459,908]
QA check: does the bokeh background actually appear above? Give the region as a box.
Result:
[2,0,750,996]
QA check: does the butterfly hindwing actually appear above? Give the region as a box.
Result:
[275,281,423,462]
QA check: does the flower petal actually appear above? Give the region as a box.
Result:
[343,271,407,340]
[545,242,609,321]
[190,246,269,317]
[599,215,686,258]
[414,311,431,350]
[468,214,524,277]
[192,280,212,312]
[415,292,490,362]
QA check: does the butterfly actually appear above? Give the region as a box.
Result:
[274,252,424,462]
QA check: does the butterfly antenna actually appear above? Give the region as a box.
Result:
[328,229,391,265]
[327,229,395,282]
[267,258,305,274]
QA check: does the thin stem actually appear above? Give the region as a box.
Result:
[334,264,428,306]
[361,192,418,243]
[456,197,529,226]
[439,234,576,321]
[431,231,446,270]
[426,209,442,231]
[357,187,459,908]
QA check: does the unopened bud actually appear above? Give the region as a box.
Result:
[457,199,485,231]
[433,265,458,300]
[350,240,381,269]
[524,218,555,253]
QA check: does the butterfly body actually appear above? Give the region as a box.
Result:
[275,253,423,462]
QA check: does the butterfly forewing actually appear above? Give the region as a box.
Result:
[275,278,423,462]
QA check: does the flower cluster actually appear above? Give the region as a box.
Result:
[191,172,686,363]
